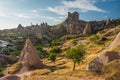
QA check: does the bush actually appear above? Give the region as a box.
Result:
[48,53,57,63]
[50,47,61,54]
[89,34,99,41]
[10,51,20,56]
[35,45,48,59]
[65,45,86,70]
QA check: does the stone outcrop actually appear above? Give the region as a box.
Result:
[0,54,18,65]
[64,12,86,34]
[106,32,120,51]
[19,38,43,71]
[83,22,92,35]
[0,75,21,80]
[87,51,120,72]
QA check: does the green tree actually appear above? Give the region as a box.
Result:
[65,45,86,70]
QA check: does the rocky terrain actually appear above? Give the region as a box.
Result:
[0,12,120,80]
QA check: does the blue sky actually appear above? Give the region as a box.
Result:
[0,0,120,30]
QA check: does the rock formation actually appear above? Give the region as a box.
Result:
[87,51,120,72]
[83,22,92,35]
[0,54,18,65]
[0,75,21,80]
[19,38,43,71]
[106,32,120,51]
[64,12,85,34]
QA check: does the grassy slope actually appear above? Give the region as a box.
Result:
[4,25,120,80]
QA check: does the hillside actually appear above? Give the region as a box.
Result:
[0,12,120,80]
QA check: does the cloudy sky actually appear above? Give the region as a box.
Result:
[0,0,120,30]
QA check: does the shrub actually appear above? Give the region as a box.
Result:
[10,51,20,56]
[65,45,86,70]
[48,53,57,63]
[50,46,61,54]
[35,45,48,59]
[89,34,99,41]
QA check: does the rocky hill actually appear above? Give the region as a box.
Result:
[0,12,120,43]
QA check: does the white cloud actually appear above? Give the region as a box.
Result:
[62,0,106,12]
[42,16,65,23]
[48,6,68,15]
[32,10,38,13]
[47,0,107,15]
[16,14,31,19]
[0,12,6,17]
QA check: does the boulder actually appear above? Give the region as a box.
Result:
[87,51,120,72]
[0,54,18,65]
[0,75,21,80]
[87,57,103,72]
[19,38,43,70]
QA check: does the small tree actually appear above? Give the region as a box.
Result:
[65,45,86,70]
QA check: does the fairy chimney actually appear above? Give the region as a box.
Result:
[19,38,43,70]
[83,22,92,35]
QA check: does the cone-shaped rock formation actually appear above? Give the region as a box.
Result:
[83,22,92,35]
[19,38,43,70]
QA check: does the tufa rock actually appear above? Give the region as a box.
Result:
[106,32,120,51]
[0,75,21,80]
[19,38,43,70]
[0,54,18,65]
[83,22,92,35]
[87,51,120,72]
[87,57,103,72]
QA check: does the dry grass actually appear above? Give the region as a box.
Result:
[31,69,51,76]
[3,62,22,74]
[102,60,120,80]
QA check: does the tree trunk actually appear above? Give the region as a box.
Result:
[73,61,76,70]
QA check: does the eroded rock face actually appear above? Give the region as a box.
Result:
[106,32,120,51]
[19,38,43,70]
[83,22,92,35]
[87,51,120,72]
[64,12,86,34]
[0,54,18,65]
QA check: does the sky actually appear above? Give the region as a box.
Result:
[0,0,120,30]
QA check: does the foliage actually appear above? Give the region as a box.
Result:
[48,52,57,63]
[89,34,105,45]
[65,45,86,70]
[10,51,20,56]
[50,46,61,54]
[89,34,99,41]
[35,45,48,59]
[50,34,79,46]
